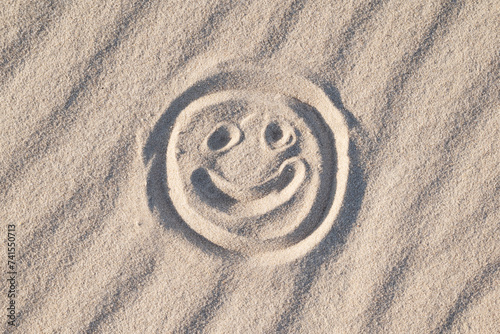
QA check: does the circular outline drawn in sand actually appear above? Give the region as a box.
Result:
[145,64,349,265]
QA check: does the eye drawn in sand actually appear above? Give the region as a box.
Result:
[146,65,349,264]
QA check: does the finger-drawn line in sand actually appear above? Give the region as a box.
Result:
[145,63,349,264]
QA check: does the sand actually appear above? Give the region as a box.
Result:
[1,0,499,333]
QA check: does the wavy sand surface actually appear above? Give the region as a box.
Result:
[1,1,499,333]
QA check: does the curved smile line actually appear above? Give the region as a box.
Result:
[201,158,307,217]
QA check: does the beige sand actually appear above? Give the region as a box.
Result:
[1,0,499,333]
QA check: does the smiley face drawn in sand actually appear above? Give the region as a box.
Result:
[167,89,337,250]
[148,66,349,264]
